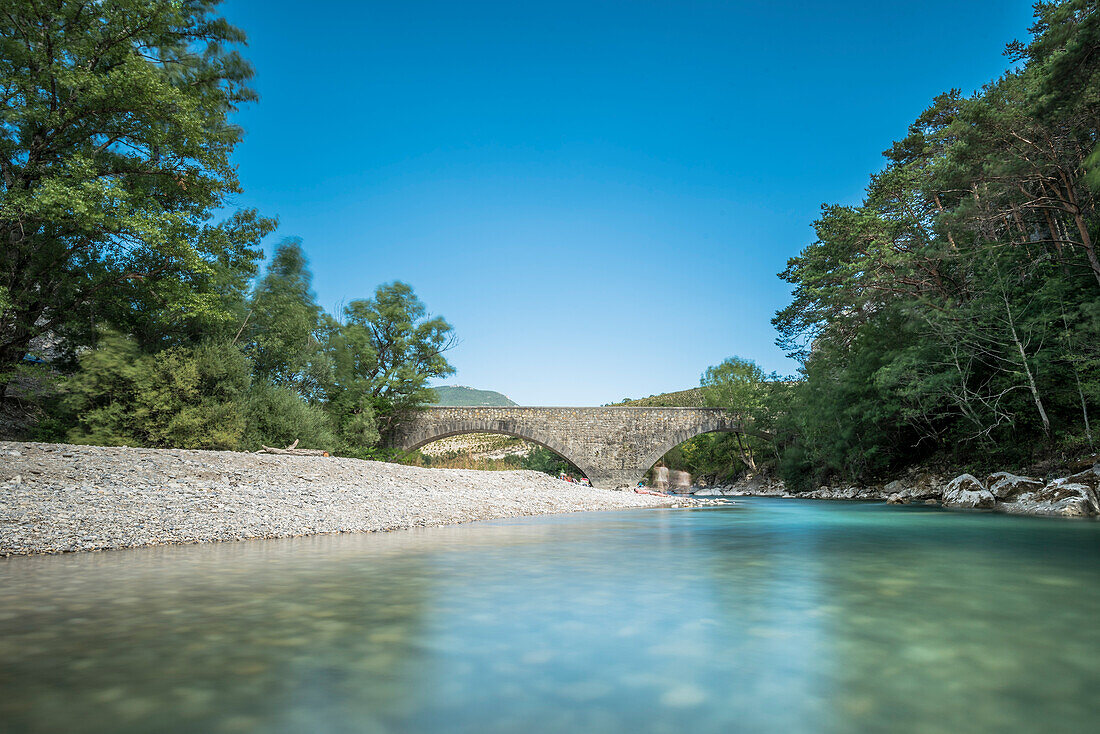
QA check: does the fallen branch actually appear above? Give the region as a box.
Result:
[258,439,329,457]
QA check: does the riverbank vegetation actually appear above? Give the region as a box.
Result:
[0,1,454,454]
[667,2,1100,489]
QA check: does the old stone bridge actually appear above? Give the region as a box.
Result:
[390,406,744,489]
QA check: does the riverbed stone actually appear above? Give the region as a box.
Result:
[1001,479,1100,518]
[941,474,995,509]
[1064,464,1100,489]
[986,472,1043,501]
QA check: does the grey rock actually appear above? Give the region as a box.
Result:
[986,472,1042,501]
[942,474,995,509]
[1001,479,1099,518]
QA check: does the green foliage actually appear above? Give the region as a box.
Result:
[329,396,382,459]
[770,1,1100,486]
[653,357,787,481]
[65,333,249,449]
[521,446,584,478]
[0,4,456,455]
[241,381,337,452]
[0,0,274,394]
[245,239,328,398]
[327,281,456,439]
[612,388,705,407]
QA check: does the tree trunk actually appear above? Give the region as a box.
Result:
[1058,173,1100,288]
[735,433,757,472]
[1070,207,1100,288]
[1073,370,1093,447]
[1002,290,1051,439]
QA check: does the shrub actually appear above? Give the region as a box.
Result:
[65,333,250,450]
[241,381,337,451]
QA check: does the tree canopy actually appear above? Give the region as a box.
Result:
[0,0,273,394]
[766,0,1100,487]
[1,1,456,456]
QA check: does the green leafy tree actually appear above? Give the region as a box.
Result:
[327,281,456,440]
[770,1,1100,486]
[700,356,774,472]
[521,446,585,478]
[244,239,328,399]
[0,0,271,397]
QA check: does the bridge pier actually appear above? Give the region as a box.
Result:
[584,469,647,491]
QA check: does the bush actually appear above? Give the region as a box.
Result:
[326,395,382,458]
[522,446,583,477]
[65,333,250,449]
[241,381,337,451]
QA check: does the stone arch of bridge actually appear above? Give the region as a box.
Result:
[635,427,737,479]
[401,424,592,478]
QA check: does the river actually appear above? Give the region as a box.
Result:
[1,498,1098,733]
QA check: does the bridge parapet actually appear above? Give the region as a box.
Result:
[390,406,742,489]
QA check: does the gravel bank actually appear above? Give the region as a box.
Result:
[0,441,683,556]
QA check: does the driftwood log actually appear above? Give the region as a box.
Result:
[258,439,330,457]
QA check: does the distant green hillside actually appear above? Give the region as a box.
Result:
[611,388,705,407]
[430,385,518,407]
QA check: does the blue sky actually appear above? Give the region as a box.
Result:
[221,0,1034,406]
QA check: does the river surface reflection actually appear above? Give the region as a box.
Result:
[1,498,1098,733]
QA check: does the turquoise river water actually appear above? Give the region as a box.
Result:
[1,498,1098,733]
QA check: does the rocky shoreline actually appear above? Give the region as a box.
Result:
[694,462,1100,518]
[0,442,691,557]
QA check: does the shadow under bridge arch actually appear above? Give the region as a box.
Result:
[400,422,589,477]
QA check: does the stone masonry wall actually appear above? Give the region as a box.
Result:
[390,406,741,489]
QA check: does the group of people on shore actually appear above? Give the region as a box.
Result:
[557,472,591,487]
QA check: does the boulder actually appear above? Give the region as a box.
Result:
[886,492,908,505]
[882,473,944,502]
[805,485,862,500]
[1001,479,1100,518]
[986,472,1043,501]
[910,473,946,500]
[941,474,995,509]
[1064,464,1100,490]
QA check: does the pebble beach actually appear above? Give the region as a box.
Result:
[0,441,682,556]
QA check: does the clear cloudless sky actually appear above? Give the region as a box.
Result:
[221,0,1035,406]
